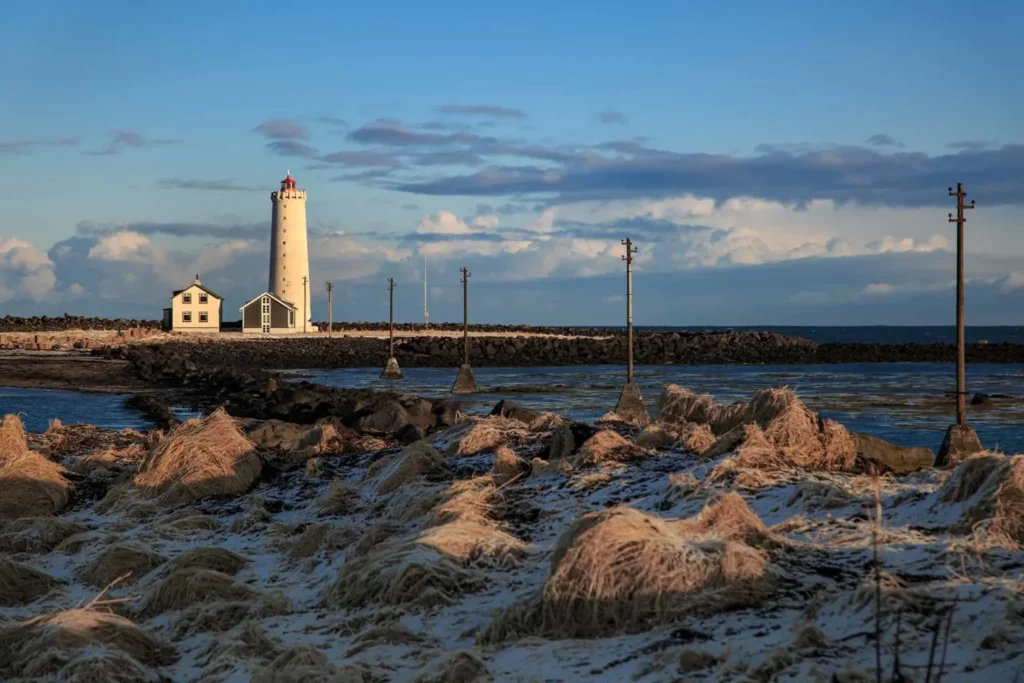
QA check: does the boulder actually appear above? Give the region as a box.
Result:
[970,393,991,406]
[432,400,464,427]
[354,400,411,435]
[489,400,540,425]
[854,432,935,473]
[402,398,438,431]
[246,420,316,450]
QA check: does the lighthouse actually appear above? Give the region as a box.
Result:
[268,171,311,331]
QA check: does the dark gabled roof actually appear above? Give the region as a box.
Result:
[238,291,296,312]
[172,282,223,300]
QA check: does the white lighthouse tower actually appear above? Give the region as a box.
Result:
[268,171,311,331]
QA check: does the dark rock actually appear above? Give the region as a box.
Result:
[432,400,464,427]
[970,393,991,406]
[124,394,180,430]
[402,398,437,431]
[395,423,425,445]
[854,433,935,473]
[490,400,540,425]
[355,400,411,435]
[246,420,316,450]
[936,425,984,467]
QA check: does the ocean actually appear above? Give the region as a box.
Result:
[632,326,1024,344]
[5,361,1021,454]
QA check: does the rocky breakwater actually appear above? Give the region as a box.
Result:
[150,330,819,370]
[0,327,161,351]
[119,344,466,444]
[0,314,161,333]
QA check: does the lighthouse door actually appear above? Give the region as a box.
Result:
[261,295,271,334]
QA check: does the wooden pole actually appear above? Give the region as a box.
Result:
[461,267,471,366]
[388,278,396,357]
[326,281,333,338]
[621,238,637,383]
[948,184,975,427]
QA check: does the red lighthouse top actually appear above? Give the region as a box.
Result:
[280,171,297,189]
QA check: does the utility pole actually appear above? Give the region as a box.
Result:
[949,183,974,428]
[622,237,637,384]
[302,276,308,334]
[381,277,401,379]
[461,267,470,366]
[424,254,430,331]
[611,238,649,425]
[937,183,982,466]
[388,278,396,358]
[451,266,478,393]
[326,280,333,338]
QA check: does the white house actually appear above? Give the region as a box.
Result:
[163,276,223,333]
[239,292,298,334]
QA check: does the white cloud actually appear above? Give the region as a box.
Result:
[417,211,473,235]
[1003,272,1024,291]
[0,238,57,302]
[862,283,897,295]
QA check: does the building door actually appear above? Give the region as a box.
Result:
[261,295,271,333]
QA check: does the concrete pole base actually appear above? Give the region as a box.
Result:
[614,381,650,426]
[451,363,479,394]
[380,356,403,380]
[935,424,983,467]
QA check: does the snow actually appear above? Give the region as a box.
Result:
[3,419,1023,682]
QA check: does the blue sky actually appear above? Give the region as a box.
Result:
[1,0,1022,324]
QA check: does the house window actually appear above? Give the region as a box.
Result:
[289,311,295,326]
[199,293,208,304]
[182,293,192,304]
[199,311,209,323]
[182,311,192,323]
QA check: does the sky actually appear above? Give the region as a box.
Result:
[1,0,1022,325]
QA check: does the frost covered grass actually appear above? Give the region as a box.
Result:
[1,392,1022,682]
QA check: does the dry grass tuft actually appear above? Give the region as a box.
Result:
[416,650,492,683]
[143,568,258,615]
[323,543,484,610]
[288,522,359,560]
[529,412,569,432]
[0,412,30,454]
[709,398,858,481]
[0,606,175,680]
[348,435,389,453]
[58,648,163,683]
[79,544,166,587]
[229,496,271,534]
[658,385,796,435]
[130,408,261,506]
[252,645,376,683]
[679,423,716,454]
[173,593,292,639]
[372,441,446,495]
[447,416,529,457]
[635,424,678,450]
[672,493,772,546]
[484,506,769,641]
[0,556,59,606]
[0,414,73,520]
[937,453,1024,545]
[575,430,648,466]
[0,517,88,554]
[492,445,529,485]
[662,472,700,501]
[317,479,360,516]
[351,521,401,557]
[417,518,526,568]
[169,547,248,576]
[304,457,322,478]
